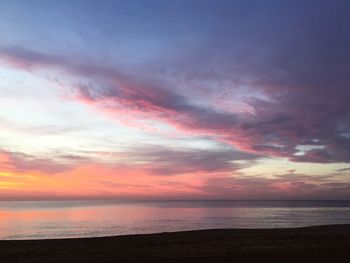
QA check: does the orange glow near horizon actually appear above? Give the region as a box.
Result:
[1,1,350,202]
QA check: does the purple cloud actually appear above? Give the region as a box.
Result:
[1,1,350,165]
[0,150,72,174]
[201,173,350,200]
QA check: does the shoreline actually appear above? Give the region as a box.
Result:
[1,224,349,262]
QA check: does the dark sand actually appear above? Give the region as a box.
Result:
[0,225,349,263]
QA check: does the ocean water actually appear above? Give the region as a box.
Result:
[0,200,349,240]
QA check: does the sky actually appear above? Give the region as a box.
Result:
[0,0,349,200]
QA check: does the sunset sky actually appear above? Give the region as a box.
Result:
[0,0,349,200]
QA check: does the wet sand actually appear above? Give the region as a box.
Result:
[0,224,349,262]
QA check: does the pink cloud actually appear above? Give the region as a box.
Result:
[1,47,350,163]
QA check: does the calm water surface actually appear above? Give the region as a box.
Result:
[0,200,349,240]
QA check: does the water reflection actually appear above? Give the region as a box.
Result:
[0,200,349,239]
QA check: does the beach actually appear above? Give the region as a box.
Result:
[0,224,349,262]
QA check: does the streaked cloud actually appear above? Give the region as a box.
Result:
[0,0,349,199]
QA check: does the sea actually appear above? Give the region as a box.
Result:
[0,200,349,240]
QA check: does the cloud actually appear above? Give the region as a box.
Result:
[0,149,72,174]
[55,145,258,176]
[1,46,350,164]
[1,1,350,164]
[118,145,259,175]
[201,173,350,200]
[336,167,350,172]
